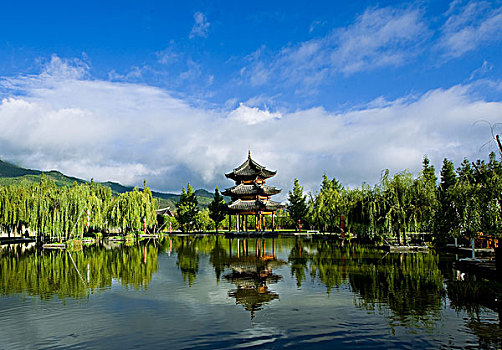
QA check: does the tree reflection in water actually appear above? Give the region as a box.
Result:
[287,238,502,346]
[5,235,499,347]
[175,237,200,286]
[446,276,502,348]
[288,239,445,328]
[0,242,158,299]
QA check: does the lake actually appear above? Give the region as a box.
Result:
[1,235,501,349]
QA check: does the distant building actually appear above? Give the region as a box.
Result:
[156,207,174,217]
[223,151,284,231]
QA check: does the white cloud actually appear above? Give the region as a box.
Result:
[309,20,325,33]
[469,60,493,80]
[189,12,210,39]
[332,7,428,74]
[1,56,501,198]
[156,43,180,65]
[241,6,429,89]
[228,103,281,125]
[438,1,502,58]
[39,55,90,80]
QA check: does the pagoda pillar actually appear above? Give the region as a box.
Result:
[236,214,240,232]
[272,212,275,232]
[228,215,231,232]
[272,238,276,258]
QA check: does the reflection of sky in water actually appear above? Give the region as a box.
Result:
[0,238,501,349]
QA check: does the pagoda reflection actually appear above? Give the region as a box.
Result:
[223,238,286,318]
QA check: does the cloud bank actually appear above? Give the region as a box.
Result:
[0,56,501,198]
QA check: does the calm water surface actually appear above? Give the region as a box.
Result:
[1,236,501,349]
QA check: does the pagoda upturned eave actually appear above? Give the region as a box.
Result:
[222,183,281,197]
[225,155,277,181]
[227,199,284,213]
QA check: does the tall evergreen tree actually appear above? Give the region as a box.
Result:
[422,156,437,185]
[176,183,198,233]
[411,157,438,234]
[434,158,458,242]
[208,186,227,233]
[287,179,308,231]
[439,158,456,191]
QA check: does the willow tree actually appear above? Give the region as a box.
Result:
[345,184,385,240]
[381,170,414,245]
[0,174,158,239]
[107,184,157,234]
[0,184,33,237]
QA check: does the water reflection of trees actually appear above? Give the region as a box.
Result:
[288,239,445,328]
[350,253,444,327]
[446,277,502,348]
[175,237,200,286]
[164,235,501,341]
[0,243,158,299]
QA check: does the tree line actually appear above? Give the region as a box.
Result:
[0,175,157,239]
[2,139,500,240]
[287,150,502,244]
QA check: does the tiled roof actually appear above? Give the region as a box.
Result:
[225,155,277,181]
[222,183,281,196]
[227,199,284,212]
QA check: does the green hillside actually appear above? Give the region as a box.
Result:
[0,160,223,209]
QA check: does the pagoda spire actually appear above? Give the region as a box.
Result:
[248,148,251,159]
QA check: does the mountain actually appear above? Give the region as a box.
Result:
[0,160,224,209]
[0,160,40,177]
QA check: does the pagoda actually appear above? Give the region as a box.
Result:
[223,151,284,232]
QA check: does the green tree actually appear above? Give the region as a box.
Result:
[434,158,458,241]
[194,209,214,231]
[176,183,198,233]
[381,170,414,245]
[410,156,438,234]
[287,179,308,231]
[469,153,502,235]
[208,186,227,233]
[421,156,437,185]
[309,175,345,232]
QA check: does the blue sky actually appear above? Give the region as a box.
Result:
[0,0,501,196]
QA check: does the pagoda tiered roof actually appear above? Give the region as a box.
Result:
[227,199,284,213]
[225,153,277,181]
[222,183,281,197]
